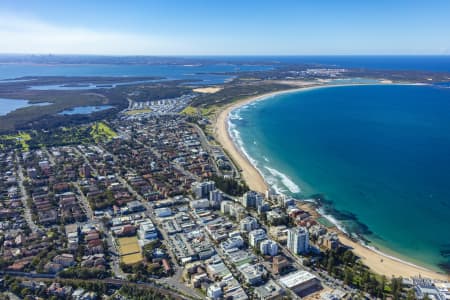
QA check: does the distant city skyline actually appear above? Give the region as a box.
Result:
[1,0,450,55]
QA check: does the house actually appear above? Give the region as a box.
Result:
[53,253,75,267]
[44,262,63,274]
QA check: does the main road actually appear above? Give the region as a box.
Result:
[15,154,39,233]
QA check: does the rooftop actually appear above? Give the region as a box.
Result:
[279,270,317,288]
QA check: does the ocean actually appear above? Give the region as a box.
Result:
[229,84,450,272]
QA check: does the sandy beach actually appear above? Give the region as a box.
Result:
[213,83,449,281]
[213,82,379,193]
[214,94,268,193]
[337,233,449,281]
[193,87,223,94]
[213,86,314,193]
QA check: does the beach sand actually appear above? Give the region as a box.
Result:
[193,87,223,94]
[213,86,316,193]
[213,84,449,281]
[337,233,449,281]
[214,94,269,193]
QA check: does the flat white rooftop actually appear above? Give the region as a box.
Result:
[279,270,316,288]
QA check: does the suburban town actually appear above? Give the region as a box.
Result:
[1,1,450,299]
[1,91,449,300]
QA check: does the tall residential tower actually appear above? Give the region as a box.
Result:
[287,226,309,254]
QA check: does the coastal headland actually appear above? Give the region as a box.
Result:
[213,82,449,281]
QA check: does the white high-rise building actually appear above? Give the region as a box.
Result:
[260,239,278,256]
[249,229,267,247]
[209,189,223,208]
[241,191,264,208]
[221,201,233,214]
[287,226,309,254]
[192,181,216,199]
[240,216,259,232]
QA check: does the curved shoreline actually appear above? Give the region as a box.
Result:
[213,82,449,281]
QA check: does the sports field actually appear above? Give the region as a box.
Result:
[117,236,143,265]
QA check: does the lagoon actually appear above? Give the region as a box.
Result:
[0,98,52,116]
[58,105,114,115]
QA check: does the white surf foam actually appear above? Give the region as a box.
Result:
[316,207,349,234]
[316,207,434,272]
[227,118,259,168]
[264,166,301,194]
[228,106,301,195]
[227,90,439,275]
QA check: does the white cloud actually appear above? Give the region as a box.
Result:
[1,13,446,55]
[0,14,183,55]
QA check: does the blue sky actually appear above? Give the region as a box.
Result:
[1,0,449,55]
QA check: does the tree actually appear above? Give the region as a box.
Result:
[210,175,249,196]
[406,289,417,300]
[390,277,403,300]
[20,288,31,298]
[327,256,335,274]
[344,267,353,285]
[342,250,355,265]
[377,275,387,298]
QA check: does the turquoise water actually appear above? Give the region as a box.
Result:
[58,105,114,115]
[230,84,450,272]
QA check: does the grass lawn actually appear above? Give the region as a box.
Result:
[90,122,117,142]
[117,236,143,265]
[0,132,31,151]
[124,108,152,115]
[180,105,198,116]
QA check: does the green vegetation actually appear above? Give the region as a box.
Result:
[0,132,31,151]
[143,240,163,261]
[90,121,117,142]
[27,126,95,149]
[126,85,191,102]
[180,105,198,116]
[211,175,249,196]
[124,108,152,115]
[59,266,111,279]
[120,240,172,282]
[190,82,293,107]
[0,76,188,133]
[119,284,176,300]
[0,122,119,151]
[3,276,141,299]
[120,262,168,281]
[200,106,218,117]
[308,247,408,299]
[0,91,113,133]
[87,189,116,210]
[180,105,217,117]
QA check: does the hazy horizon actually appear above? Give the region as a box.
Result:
[1,0,450,56]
